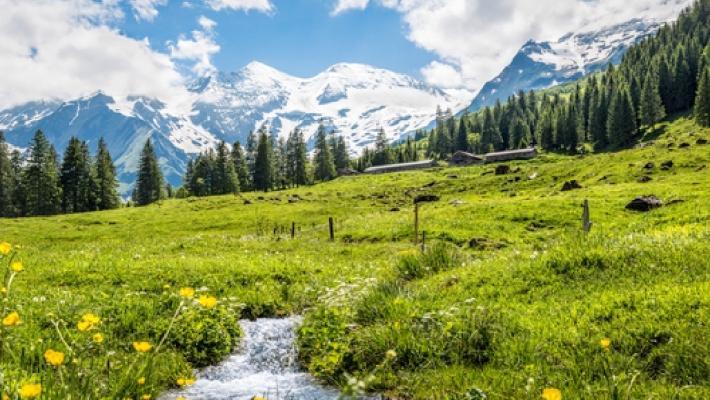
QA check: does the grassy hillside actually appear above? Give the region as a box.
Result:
[1,116,708,399]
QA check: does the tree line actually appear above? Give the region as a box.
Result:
[0,130,120,217]
[177,123,351,198]
[420,0,709,159]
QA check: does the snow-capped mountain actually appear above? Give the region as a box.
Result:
[191,62,471,149]
[467,18,665,112]
[0,63,470,193]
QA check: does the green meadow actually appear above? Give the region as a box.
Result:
[1,116,708,399]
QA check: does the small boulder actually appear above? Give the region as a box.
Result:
[449,199,465,206]
[637,176,653,183]
[414,194,440,204]
[660,160,673,170]
[243,199,252,205]
[697,138,708,145]
[643,162,655,170]
[288,197,300,203]
[561,180,583,191]
[626,196,663,212]
[679,142,691,148]
[447,175,458,179]
[495,165,511,175]
[389,207,400,212]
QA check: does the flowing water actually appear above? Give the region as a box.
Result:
[162,317,343,400]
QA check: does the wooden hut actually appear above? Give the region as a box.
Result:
[364,160,437,174]
[484,148,537,163]
[449,151,485,166]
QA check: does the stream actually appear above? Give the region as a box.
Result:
[162,317,345,400]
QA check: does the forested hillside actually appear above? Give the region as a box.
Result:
[414,0,710,159]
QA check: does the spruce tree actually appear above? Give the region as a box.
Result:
[694,67,710,127]
[509,117,531,149]
[23,130,62,216]
[214,141,239,194]
[231,141,250,191]
[10,150,25,216]
[639,69,667,129]
[455,118,469,152]
[95,138,120,210]
[372,128,392,166]
[60,137,96,213]
[0,132,15,217]
[334,136,350,170]
[607,85,638,147]
[253,129,273,191]
[134,139,163,206]
[313,124,336,181]
[293,129,309,186]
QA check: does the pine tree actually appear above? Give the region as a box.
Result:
[23,130,62,215]
[245,129,257,190]
[0,132,15,217]
[536,111,555,150]
[231,141,250,191]
[10,150,25,216]
[313,124,336,181]
[509,117,531,149]
[334,136,350,170]
[372,128,392,166]
[639,69,667,129]
[134,139,164,206]
[95,138,120,210]
[455,118,469,151]
[293,129,309,186]
[253,129,273,191]
[480,108,501,153]
[214,141,238,194]
[60,137,96,213]
[607,84,637,147]
[695,67,710,127]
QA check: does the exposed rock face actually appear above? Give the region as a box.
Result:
[626,196,663,211]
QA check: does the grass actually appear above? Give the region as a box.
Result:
[0,116,708,399]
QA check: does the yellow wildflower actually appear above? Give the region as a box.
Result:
[18,383,41,399]
[176,377,195,387]
[142,395,151,400]
[137,377,146,385]
[3,393,9,400]
[251,397,267,400]
[176,397,186,400]
[44,348,65,366]
[10,261,23,272]
[0,242,10,255]
[1,287,6,295]
[93,333,105,344]
[179,287,195,298]
[2,311,21,326]
[133,341,152,353]
[198,295,217,309]
[77,313,101,331]
[541,387,562,400]
[385,349,397,359]
[600,338,611,351]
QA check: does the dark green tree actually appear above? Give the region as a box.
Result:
[639,69,667,129]
[253,129,273,191]
[134,139,164,206]
[455,118,469,151]
[23,130,62,215]
[214,141,239,194]
[313,124,336,181]
[694,67,710,126]
[607,84,637,147]
[94,138,120,210]
[0,132,15,217]
[60,137,96,213]
[231,141,250,191]
[372,128,392,166]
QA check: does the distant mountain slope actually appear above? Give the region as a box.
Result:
[468,18,665,111]
[0,63,470,193]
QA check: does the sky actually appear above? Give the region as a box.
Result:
[0,0,692,111]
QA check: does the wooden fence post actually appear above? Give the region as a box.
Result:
[414,203,420,245]
[291,222,296,239]
[421,231,426,252]
[328,217,335,241]
[582,199,593,233]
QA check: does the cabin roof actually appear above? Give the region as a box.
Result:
[484,148,537,157]
[364,160,435,173]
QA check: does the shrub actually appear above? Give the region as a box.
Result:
[170,307,241,367]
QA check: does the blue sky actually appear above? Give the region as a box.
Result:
[119,0,435,78]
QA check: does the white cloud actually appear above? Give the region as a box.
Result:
[331,0,369,15]
[0,0,192,113]
[420,61,463,89]
[204,0,274,13]
[340,0,692,90]
[169,18,221,76]
[198,15,217,31]
[129,0,168,21]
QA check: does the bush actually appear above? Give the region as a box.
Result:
[170,307,241,367]
[397,242,462,280]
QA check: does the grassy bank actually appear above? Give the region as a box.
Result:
[1,117,708,399]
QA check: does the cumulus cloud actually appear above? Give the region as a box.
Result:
[0,0,191,113]
[204,0,274,13]
[420,61,463,89]
[339,0,692,90]
[331,0,370,15]
[129,0,168,21]
[169,18,221,76]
